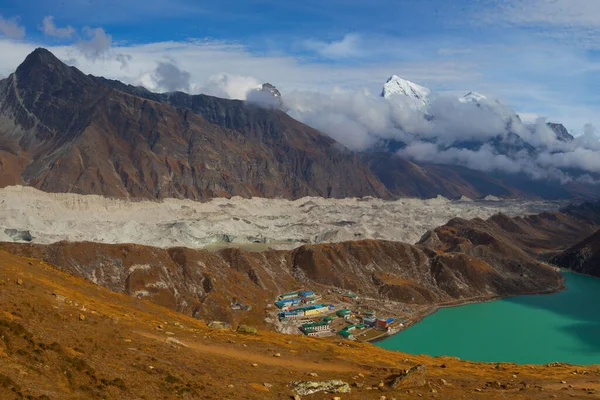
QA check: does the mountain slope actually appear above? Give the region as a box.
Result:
[0,48,389,200]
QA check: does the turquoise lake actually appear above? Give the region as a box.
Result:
[376,272,600,365]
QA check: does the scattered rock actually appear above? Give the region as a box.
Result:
[440,363,447,368]
[16,278,23,285]
[440,379,448,385]
[227,384,234,388]
[251,363,259,367]
[391,364,427,389]
[5,229,33,242]
[274,353,281,357]
[208,321,231,330]
[237,325,258,335]
[353,382,363,388]
[264,383,272,388]
[290,380,351,396]
[561,381,567,384]
[78,314,86,321]
[165,331,175,336]
[166,337,188,347]
[308,372,318,377]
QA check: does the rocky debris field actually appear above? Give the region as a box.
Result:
[0,186,562,250]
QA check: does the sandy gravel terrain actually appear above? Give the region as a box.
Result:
[0,186,564,249]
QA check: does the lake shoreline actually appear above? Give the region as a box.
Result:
[368,274,568,345]
[372,271,600,364]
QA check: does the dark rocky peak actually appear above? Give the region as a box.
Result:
[2,48,101,144]
[17,48,64,73]
[260,83,281,98]
[547,122,574,142]
[14,48,96,95]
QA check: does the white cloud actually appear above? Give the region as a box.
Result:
[303,33,363,59]
[151,61,191,92]
[496,0,600,27]
[483,0,600,49]
[77,27,112,59]
[198,73,261,99]
[0,16,25,39]
[41,16,75,39]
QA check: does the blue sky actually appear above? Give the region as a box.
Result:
[1,0,600,133]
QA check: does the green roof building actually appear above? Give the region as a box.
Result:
[336,309,352,317]
[300,321,330,334]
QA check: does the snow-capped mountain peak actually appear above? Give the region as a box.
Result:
[381,75,431,106]
[459,91,488,104]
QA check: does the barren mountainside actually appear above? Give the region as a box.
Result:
[0,48,388,200]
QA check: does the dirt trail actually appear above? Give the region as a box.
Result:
[137,331,365,373]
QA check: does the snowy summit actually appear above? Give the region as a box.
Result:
[459,91,488,104]
[381,75,431,106]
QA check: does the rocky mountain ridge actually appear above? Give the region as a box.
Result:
[0,48,388,200]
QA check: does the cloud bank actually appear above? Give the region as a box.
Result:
[0,16,25,39]
[279,87,600,184]
[41,16,75,39]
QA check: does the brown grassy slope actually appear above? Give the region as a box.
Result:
[1,250,599,399]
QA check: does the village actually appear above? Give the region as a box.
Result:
[272,288,405,342]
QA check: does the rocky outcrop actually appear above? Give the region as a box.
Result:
[0,48,389,200]
[291,380,351,396]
